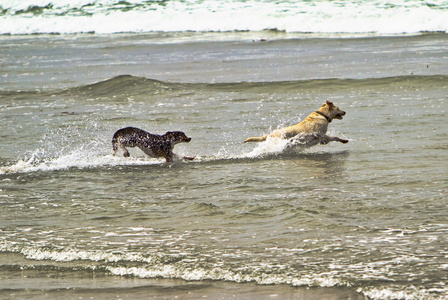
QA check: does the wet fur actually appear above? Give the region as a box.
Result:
[112,127,194,162]
[244,100,349,146]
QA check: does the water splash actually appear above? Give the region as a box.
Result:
[241,133,324,159]
[1,122,333,175]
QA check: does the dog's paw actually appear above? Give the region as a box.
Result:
[340,139,349,144]
[183,156,195,160]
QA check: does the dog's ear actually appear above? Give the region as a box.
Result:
[326,100,334,107]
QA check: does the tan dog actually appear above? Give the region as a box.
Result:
[244,100,348,146]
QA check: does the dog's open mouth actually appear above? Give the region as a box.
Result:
[335,111,346,120]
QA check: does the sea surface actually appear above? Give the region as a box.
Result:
[1,1,448,299]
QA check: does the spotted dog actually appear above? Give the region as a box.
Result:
[112,127,195,162]
[244,100,348,146]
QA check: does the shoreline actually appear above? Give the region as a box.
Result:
[1,273,368,300]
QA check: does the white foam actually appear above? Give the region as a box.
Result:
[241,137,291,159]
[0,158,35,175]
[239,133,325,159]
[0,152,160,175]
[0,0,447,35]
[359,287,435,300]
[11,243,153,263]
[107,265,342,287]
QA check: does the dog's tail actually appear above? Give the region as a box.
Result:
[243,135,268,143]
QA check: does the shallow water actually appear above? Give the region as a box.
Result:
[1,32,448,299]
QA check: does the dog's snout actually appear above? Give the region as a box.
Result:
[341,110,346,116]
[186,137,192,142]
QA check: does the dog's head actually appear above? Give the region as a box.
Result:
[321,100,346,120]
[164,131,192,144]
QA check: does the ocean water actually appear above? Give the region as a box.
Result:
[1,1,448,299]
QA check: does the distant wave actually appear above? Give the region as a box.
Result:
[2,74,448,97]
[53,74,448,96]
[1,0,447,35]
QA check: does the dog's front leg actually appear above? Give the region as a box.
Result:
[332,136,349,143]
[172,153,195,161]
[322,135,349,144]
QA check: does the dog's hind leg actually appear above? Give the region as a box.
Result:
[243,134,268,143]
[121,146,130,157]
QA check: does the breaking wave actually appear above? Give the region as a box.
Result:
[1,0,447,35]
[1,241,443,300]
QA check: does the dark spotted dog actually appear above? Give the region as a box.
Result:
[112,127,195,162]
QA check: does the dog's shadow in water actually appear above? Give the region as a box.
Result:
[250,150,350,180]
[108,147,349,181]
